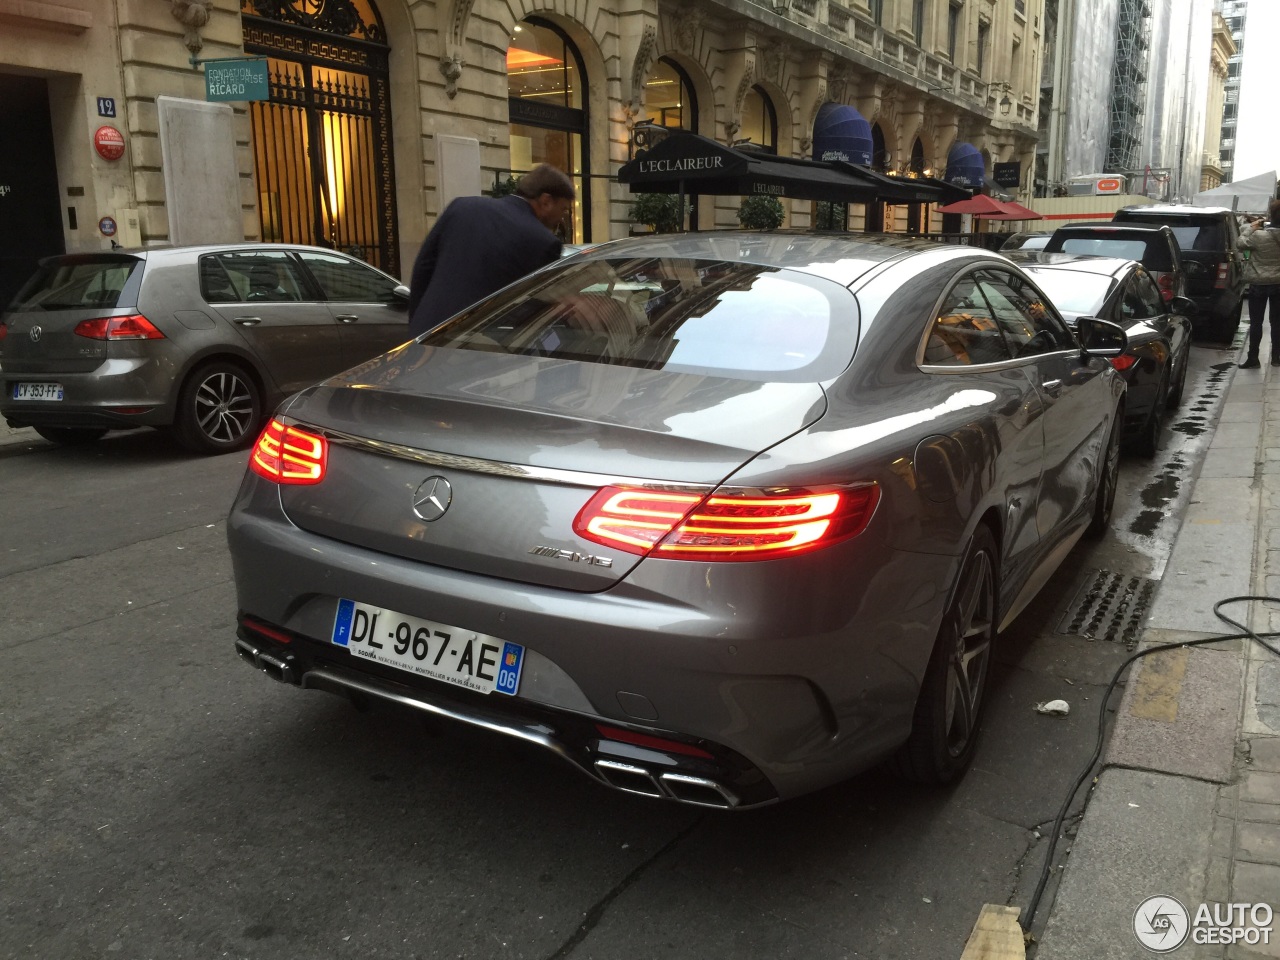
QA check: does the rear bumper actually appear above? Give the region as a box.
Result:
[0,359,173,429]
[234,626,774,809]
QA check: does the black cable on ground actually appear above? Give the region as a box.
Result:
[1019,596,1280,936]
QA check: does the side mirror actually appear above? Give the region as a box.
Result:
[1077,316,1128,358]
[1170,296,1198,317]
[387,284,410,307]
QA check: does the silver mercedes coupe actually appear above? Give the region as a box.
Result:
[227,233,1128,808]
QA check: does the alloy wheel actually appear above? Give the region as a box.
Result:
[193,370,256,445]
[943,548,994,757]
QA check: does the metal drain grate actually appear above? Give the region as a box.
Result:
[1056,569,1157,648]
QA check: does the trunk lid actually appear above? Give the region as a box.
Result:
[276,345,828,590]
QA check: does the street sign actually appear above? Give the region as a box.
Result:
[99,216,117,237]
[204,57,269,103]
[96,97,116,118]
[993,161,1022,189]
[93,125,125,161]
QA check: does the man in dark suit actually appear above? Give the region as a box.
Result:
[407,164,575,337]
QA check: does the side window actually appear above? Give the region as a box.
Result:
[922,275,1013,366]
[297,252,398,303]
[976,270,1074,357]
[1119,278,1155,321]
[1132,270,1165,316]
[202,252,308,303]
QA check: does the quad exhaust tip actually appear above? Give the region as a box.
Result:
[235,639,297,685]
[593,760,740,809]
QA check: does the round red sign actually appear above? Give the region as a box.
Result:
[94,125,125,161]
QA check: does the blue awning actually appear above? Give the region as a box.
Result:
[812,103,873,166]
[945,143,985,188]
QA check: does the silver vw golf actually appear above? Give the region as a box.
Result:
[228,234,1128,808]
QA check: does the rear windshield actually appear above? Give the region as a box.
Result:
[421,257,858,382]
[10,257,140,312]
[1048,234,1173,269]
[1119,216,1224,253]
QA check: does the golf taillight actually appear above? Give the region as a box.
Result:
[1215,262,1230,289]
[73,314,166,340]
[1110,354,1139,371]
[249,419,327,485]
[573,484,879,561]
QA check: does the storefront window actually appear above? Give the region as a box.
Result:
[507,19,589,242]
[644,59,696,130]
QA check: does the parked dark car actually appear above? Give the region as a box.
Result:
[999,231,1053,253]
[1112,204,1245,342]
[0,245,410,452]
[227,233,1128,808]
[1043,224,1187,306]
[1009,251,1193,457]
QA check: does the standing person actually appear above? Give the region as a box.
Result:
[1237,198,1280,368]
[407,164,575,337]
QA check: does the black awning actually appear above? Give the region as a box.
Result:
[913,176,975,205]
[825,163,950,203]
[618,132,883,205]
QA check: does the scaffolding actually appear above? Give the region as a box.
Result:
[1105,0,1151,173]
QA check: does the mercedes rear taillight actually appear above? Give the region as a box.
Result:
[74,314,166,340]
[573,484,880,561]
[249,419,328,485]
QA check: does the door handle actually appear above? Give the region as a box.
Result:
[335,314,360,323]
[1041,379,1063,396]
[233,317,262,326]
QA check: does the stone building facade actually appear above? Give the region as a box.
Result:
[0,0,1044,290]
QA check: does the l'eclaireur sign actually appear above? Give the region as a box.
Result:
[637,155,727,174]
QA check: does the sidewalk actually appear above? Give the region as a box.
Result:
[0,419,39,448]
[1034,344,1280,959]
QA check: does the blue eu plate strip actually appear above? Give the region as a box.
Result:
[495,642,524,696]
[332,599,355,646]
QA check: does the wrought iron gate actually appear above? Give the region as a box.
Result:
[241,0,398,274]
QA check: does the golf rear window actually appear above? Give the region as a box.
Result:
[10,257,140,312]
[421,257,858,382]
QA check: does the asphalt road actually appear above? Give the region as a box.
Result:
[0,343,1237,960]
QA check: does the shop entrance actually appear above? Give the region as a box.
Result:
[0,75,64,310]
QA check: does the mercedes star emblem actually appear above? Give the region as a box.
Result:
[29,325,42,343]
[412,476,453,521]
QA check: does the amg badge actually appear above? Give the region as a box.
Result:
[528,545,613,567]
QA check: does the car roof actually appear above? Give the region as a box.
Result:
[1052,224,1172,235]
[1005,251,1133,278]
[569,231,997,287]
[1118,204,1235,217]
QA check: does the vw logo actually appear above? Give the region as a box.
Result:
[29,325,42,343]
[412,476,453,521]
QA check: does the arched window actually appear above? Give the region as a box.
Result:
[910,137,926,175]
[507,18,590,242]
[645,58,697,131]
[871,123,889,172]
[242,0,399,271]
[739,85,778,153]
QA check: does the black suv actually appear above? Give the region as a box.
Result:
[1112,205,1245,342]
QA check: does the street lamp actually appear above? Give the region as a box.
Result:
[999,93,1012,115]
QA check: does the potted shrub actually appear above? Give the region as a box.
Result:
[629,193,685,234]
[737,195,785,230]
[488,174,520,198]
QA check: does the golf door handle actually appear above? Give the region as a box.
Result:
[233,317,262,326]
[335,314,360,323]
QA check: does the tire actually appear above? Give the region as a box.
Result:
[1086,411,1122,539]
[33,426,108,445]
[173,361,262,454]
[1133,372,1167,459]
[1165,352,1189,410]
[895,525,997,784]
